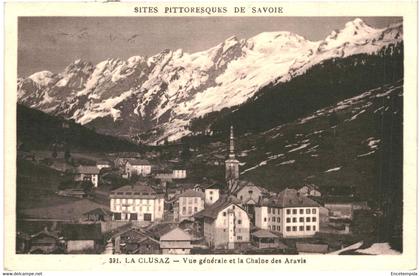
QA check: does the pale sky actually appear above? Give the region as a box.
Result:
[18,16,402,77]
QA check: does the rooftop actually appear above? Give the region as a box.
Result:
[259,188,320,208]
[160,227,193,242]
[194,195,243,220]
[251,229,279,239]
[110,184,163,199]
[77,166,100,174]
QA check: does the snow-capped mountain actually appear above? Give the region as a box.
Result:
[17,18,403,144]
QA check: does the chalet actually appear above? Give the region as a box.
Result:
[83,207,112,222]
[115,228,160,254]
[75,166,100,187]
[174,189,205,222]
[159,227,193,254]
[125,159,152,177]
[251,229,287,250]
[254,188,320,238]
[28,229,63,254]
[298,184,321,197]
[194,196,250,249]
[234,181,269,218]
[109,184,164,222]
[62,223,102,253]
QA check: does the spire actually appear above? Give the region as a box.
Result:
[229,125,235,159]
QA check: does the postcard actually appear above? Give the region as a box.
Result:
[3,0,417,272]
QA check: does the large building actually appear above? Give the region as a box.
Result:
[225,126,240,193]
[255,188,320,238]
[194,196,250,249]
[174,189,205,221]
[109,184,164,222]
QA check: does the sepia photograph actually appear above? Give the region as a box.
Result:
[13,15,407,257]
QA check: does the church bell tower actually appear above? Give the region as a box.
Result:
[225,126,240,192]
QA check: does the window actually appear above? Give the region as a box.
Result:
[306,208,311,214]
[312,217,316,222]
[194,207,198,212]
[210,191,213,195]
[240,195,243,200]
[286,209,291,214]
[286,218,291,223]
[299,209,304,214]
[313,226,316,231]
[292,209,297,215]
[264,217,267,222]
[299,217,304,222]
[299,226,304,231]
[272,217,275,222]
[306,217,311,222]
[306,226,311,231]
[286,226,291,232]
[312,208,317,214]
[292,218,297,223]
[277,217,281,223]
[194,198,198,203]
[268,207,271,214]
[277,226,281,231]
[248,190,253,194]
[237,236,242,241]
[223,212,226,216]
[237,219,242,225]
[210,197,213,201]
[182,207,186,215]
[292,226,297,231]
[114,213,121,220]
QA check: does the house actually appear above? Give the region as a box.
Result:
[172,168,187,179]
[174,189,205,222]
[115,228,160,254]
[254,188,320,238]
[28,229,63,254]
[83,207,112,222]
[251,229,287,249]
[296,242,329,254]
[194,196,250,249]
[159,227,193,254]
[205,188,220,206]
[125,159,152,177]
[75,166,100,187]
[234,181,269,219]
[109,183,164,222]
[96,160,112,171]
[298,184,321,197]
[62,223,103,253]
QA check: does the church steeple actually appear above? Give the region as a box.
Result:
[229,125,235,159]
[225,126,240,192]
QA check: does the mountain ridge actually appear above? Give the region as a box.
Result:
[17,18,403,144]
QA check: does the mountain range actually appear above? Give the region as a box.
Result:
[17,18,403,144]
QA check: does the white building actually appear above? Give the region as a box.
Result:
[159,227,193,254]
[109,184,164,222]
[255,188,320,238]
[195,197,250,249]
[172,169,187,179]
[75,166,100,188]
[175,189,205,221]
[125,159,152,177]
[205,188,220,206]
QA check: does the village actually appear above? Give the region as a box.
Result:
[16,126,390,255]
